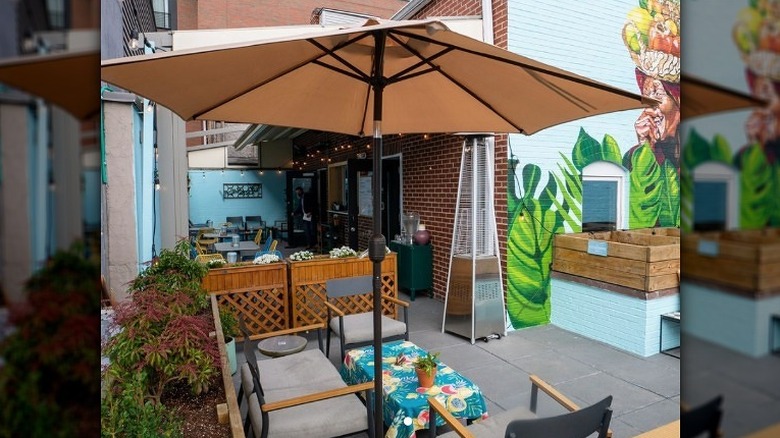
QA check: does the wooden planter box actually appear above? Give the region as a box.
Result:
[203,262,289,335]
[629,227,680,238]
[288,253,398,327]
[210,295,245,438]
[552,230,680,292]
[682,228,780,296]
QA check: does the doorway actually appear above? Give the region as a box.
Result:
[286,171,317,248]
[382,156,401,241]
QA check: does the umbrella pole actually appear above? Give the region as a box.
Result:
[369,30,387,438]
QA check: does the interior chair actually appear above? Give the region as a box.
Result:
[323,275,409,362]
[245,215,265,230]
[253,228,264,246]
[196,228,218,252]
[226,216,244,231]
[680,395,723,438]
[237,315,374,438]
[194,253,225,264]
[429,375,613,438]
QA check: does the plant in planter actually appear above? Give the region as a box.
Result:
[253,253,281,264]
[102,239,222,437]
[414,351,440,388]
[0,244,101,437]
[329,245,357,258]
[289,250,314,261]
[219,303,239,375]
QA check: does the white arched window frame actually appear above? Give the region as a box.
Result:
[692,162,738,230]
[581,161,628,231]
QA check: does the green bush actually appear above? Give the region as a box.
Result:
[0,244,100,437]
[101,372,183,438]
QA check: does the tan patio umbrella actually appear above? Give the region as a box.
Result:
[681,74,766,119]
[101,19,651,433]
[0,49,99,120]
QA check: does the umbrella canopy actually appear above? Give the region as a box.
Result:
[101,19,651,136]
[680,74,766,119]
[101,19,651,435]
[0,50,99,120]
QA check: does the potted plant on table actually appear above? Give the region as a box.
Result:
[219,304,239,375]
[414,351,440,388]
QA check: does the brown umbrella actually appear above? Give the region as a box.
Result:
[681,74,766,119]
[101,19,651,433]
[0,50,99,120]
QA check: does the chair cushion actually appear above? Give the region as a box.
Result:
[241,349,343,396]
[330,312,407,345]
[437,406,537,438]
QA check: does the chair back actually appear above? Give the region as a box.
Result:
[195,253,225,264]
[253,228,263,246]
[681,395,723,438]
[226,216,244,229]
[269,239,278,251]
[262,234,273,252]
[505,395,613,438]
[326,275,373,299]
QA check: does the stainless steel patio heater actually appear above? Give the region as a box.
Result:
[442,136,507,344]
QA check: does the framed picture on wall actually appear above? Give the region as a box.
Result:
[223,183,262,199]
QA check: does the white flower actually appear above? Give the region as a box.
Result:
[206,259,225,268]
[289,250,314,261]
[253,253,281,264]
[329,245,357,258]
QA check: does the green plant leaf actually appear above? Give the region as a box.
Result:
[627,145,663,228]
[521,164,542,201]
[571,128,622,171]
[737,144,773,228]
[658,160,680,227]
[506,199,562,329]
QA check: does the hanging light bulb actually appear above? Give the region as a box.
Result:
[202,171,206,179]
[241,169,245,177]
[154,174,161,191]
[129,30,140,50]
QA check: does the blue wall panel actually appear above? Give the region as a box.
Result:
[188,169,287,227]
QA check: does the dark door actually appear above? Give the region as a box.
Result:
[382,157,401,241]
[286,171,317,248]
[347,159,372,249]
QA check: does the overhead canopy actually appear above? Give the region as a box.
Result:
[681,74,766,119]
[0,49,99,120]
[101,19,652,136]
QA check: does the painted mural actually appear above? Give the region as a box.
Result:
[681,0,780,231]
[506,0,681,329]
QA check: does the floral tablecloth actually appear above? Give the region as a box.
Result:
[339,340,488,438]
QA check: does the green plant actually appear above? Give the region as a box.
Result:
[100,372,183,438]
[414,352,440,376]
[131,239,208,310]
[0,244,100,438]
[219,304,239,339]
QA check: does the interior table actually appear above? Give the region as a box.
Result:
[257,335,308,358]
[340,340,488,438]
[214,240,260,256]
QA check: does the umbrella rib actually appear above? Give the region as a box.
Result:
[388,32,526,133]
[311,59,367,82]
[307,39,372,82]
[391,28,643,101]
[524,69,596,112]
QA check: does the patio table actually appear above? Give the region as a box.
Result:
[340,340,488,438]
[214,241,260,255]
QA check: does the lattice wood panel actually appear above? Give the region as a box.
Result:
[289,254,398,327]
[203,263,289,335]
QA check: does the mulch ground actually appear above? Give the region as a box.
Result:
[163,378,232,437]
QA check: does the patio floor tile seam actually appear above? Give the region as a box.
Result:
[613,396,681,419]
[597,368,681,400]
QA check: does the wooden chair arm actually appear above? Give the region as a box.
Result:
[247,323,326,341]
[529,375,613,438]
[322,300,345,317]
[262,382,374,412]
[529,374,579,412]
[382,295,410,308]
[428,397,474,438]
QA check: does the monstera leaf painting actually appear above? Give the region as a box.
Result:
[624,144,679,228]
[572,128,623,170]
[736,144,775,228]
[506,163,563,329]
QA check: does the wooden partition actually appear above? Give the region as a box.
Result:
[553,229,680,292]
[210,295,245,437]
[203,263,289,335]
[288,253,398,327]
[682,228,780,295]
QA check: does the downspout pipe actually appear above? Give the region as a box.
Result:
[481,0,494,44]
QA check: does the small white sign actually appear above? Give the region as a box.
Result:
[587,240,609,257]
[697,239,719,257]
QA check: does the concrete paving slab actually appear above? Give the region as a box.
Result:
[554,372,665,418]
[510,350,600,385]
[437,342,503,372]
[618,398,680,432]
[601,360,680,399]
[474,330,547,360]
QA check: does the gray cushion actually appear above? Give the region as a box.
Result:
[247,390,368,438]
[437,405,537,438]
[241,349,345,399]
[330,312,407,345]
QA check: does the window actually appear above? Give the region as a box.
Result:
[581,162,627,231]
[692,162,737,231]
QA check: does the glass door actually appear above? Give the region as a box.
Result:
[286,171,317,248]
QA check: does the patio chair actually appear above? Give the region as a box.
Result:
[194,253,225,264]
[237,316,375,438]
[253,228,264,246]
[324,275,409,362]
[429,375,613,438]
[197,228,218,252]
[680,395,723,438]
[246,215,266,231]
[226,216,244,231]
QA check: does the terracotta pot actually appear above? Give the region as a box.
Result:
[415,366,437,388]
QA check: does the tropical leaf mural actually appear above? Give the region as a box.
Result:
[736,144,775,228]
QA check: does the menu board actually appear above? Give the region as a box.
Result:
[358,174,372,217]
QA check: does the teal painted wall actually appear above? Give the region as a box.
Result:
[682,282,780,357]
[551,277,680,357]
[188,169,287,227]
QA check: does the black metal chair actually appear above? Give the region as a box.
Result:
[503,396,613,438]
[681,395,723,438]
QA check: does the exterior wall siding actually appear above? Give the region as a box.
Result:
[551,278,680,357]
[505,0,680,329]
[682,283,780,357]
